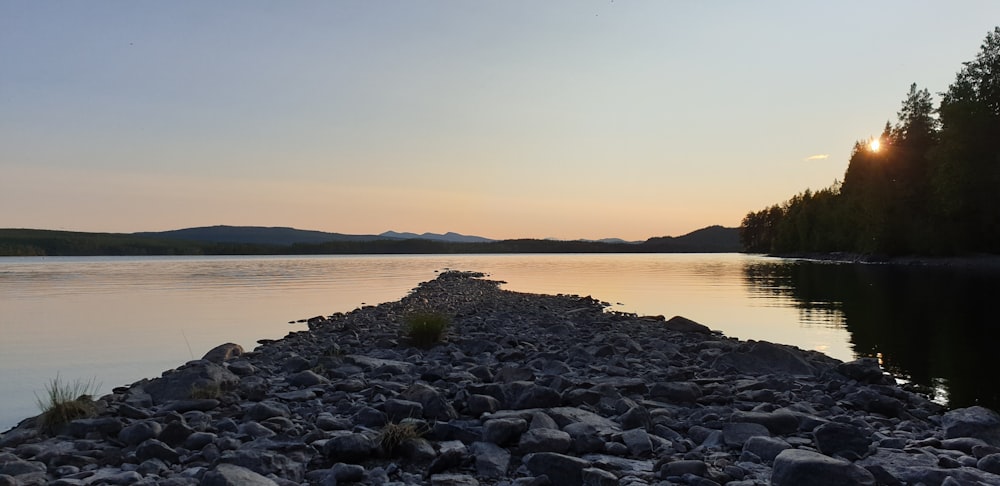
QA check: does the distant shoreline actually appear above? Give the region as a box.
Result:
[772,251,1000,270]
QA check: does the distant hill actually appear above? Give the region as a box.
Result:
[0,225,740,256]
[135,226,386,246]
[641,225,741,252]
[380,231,494,243]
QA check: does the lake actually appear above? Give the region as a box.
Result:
[1,253,996,431]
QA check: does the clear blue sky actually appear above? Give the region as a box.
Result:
[3,1,998,240]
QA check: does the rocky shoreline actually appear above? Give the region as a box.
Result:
[3,270,1000,485]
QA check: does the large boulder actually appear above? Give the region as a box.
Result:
[142,360,239,404]
[772,449,875,486]
[712,341,816,376]
[202,343,244,363]
[943,406,1000,447]
[663,316,713,334]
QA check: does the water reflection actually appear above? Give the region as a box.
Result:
[742,260,1000,409]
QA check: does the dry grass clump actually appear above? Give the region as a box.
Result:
[377,421,424,453]
[34,375,99,433]
[404,311,451,348]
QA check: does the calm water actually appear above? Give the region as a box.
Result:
[1,254,996,430]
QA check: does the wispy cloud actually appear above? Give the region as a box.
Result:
[804,154,830,161]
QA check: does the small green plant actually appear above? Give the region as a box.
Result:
[34,375,99,433]
[404,311,451,348]
[377,421,424,453]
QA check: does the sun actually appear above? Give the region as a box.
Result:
[869,138,881,152]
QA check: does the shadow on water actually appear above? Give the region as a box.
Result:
[743,259,1000,410]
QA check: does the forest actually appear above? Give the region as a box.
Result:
[740,27,1000,256]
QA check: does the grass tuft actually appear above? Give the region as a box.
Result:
[34,374,99,433]
[377,421,424,453]
[404,311,451,348]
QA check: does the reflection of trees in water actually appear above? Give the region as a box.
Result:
[742,261,1000,410]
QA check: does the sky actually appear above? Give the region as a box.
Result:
[2,1,999,241]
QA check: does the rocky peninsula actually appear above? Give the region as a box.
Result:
[3,271,1000,485]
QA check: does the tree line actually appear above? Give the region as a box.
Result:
[740,27,1000,256]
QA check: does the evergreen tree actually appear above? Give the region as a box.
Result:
[933,27,1000,252]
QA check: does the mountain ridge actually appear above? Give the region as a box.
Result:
[0,225,740,256]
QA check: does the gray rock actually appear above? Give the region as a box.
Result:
[159,420,194,446]
[843,388,906,417]
[226,359,257,376]
[518,427,573,453]
[467,394,501,416]
[620,405,652,431]
[430,474,480,486]
[509,383,562,409]
[548,407,621,436]
[315,413,351,431]
[483,417,527,445]
[78,469,143,485]
[495,366,535,383]
[353,405,388,427]
[287,369,328,387]
[329,463,366,482]
[836,358,889,384]
[135,438,180,463]
[730,411,800,435]
[219,449,304,483]
[239,420,276,439]
[202,343,244,363]
[661,459,708,477]
[469,441,511,479]
[384,398,424,422]
[429,441,468,475]
[118,420,162,446]
[742,436,791,464]
[722,422,770,448]
[143,360,239,404]
[712,341,816,376]
[978,453,1000,474]
[68,416,122,438]
[814,422,873,460]
[246,400,290,421]
[323,433,377,464]
[664,316,712,334]
[201,463,278,486]
[523,452,591,486]
[399,437,437,462]
[184,431,216,450]
[943,406,1000,447]
[0,459,45,476]
[650,382,702,403]
[344,354,414,373]
[581,467,618,486]
[772,449,875,486]
[529,411,559,430]
[564,422,607,454]
[621,428,653,457]
[162,398,221,413]
[401,383,458,421]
